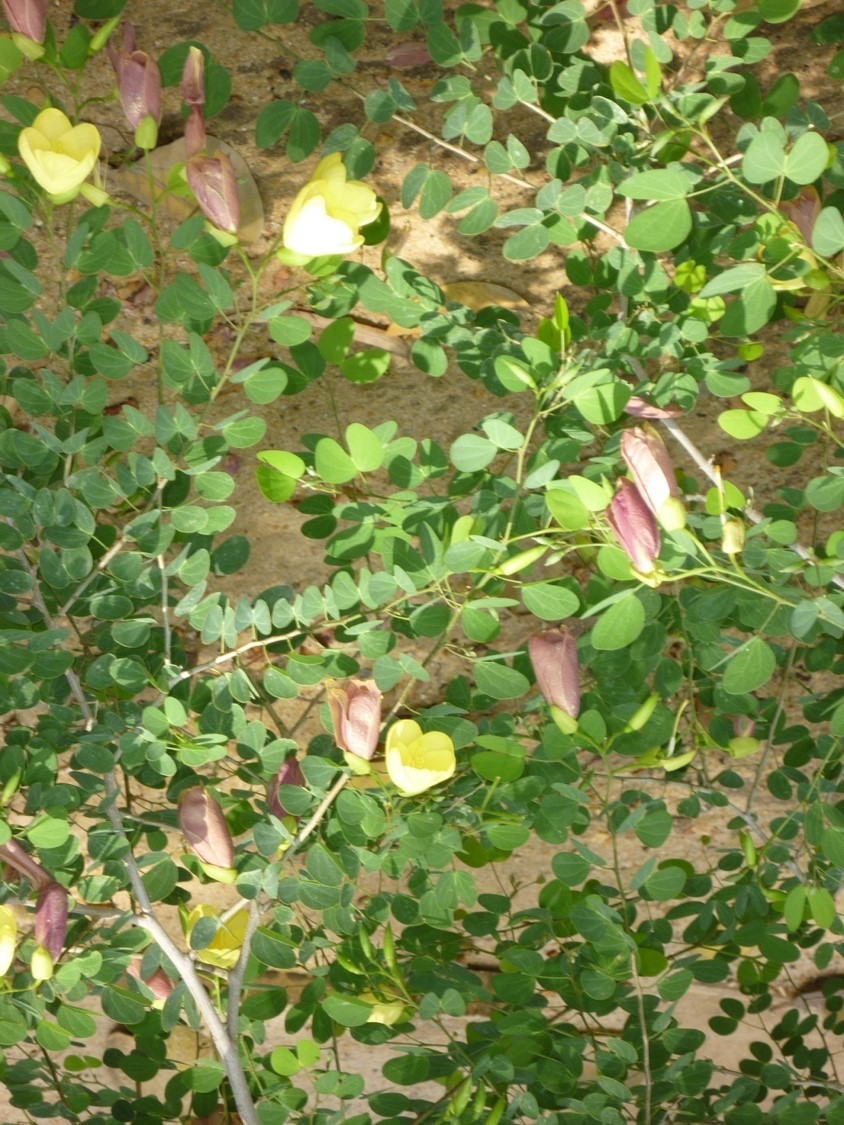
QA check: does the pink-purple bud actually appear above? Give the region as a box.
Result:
[181,46,205,107]
[620,426,684,530]
[327,680,382,762]
[184,104,206,160]
[177,786,234,869]
[607,478,661,574]
[268,756,306,820]
[624,397,682,419]
[1,0,45,43]
[186,154,240,234]
[34,882,68,962]
[527,628,580,720]
[108,23,163,132]
[0,839,51,891]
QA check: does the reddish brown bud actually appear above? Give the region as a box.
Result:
[621,426,685,530]
[127,959,174,1006]
[527,628,580,721]
[184,104,206,160]
[181,46,205,107]
[1,0,45,43]
[177,786,234,870]
[34,882,68,963]
[327,680,382,762]
[607,478,661,574]
[108,24,162,133]
[185,154,240,234]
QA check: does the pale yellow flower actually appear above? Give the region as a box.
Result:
[385,719,456,797]
[184,904,248,970]
[0,905,17,977]
[18,108,101,202]
[360,991,407,1026]
[283,153,381,257]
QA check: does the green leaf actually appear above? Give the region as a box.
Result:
[521,583,580,621]
[785,131,829,185]
[345,423,384,472]
[268,315,312,347]
[321,993,372,1027]
[315,437,357,483]
[720,277,776,336]
[503,223,549,261]
[722,637,776,694]
[742,132,785,183]
[625,199,692,252]
[339,348,391,384]
[450,433,496,472]
[699,262,766,297]
[474,661,530,700]
[759,0,800,23]
[591,594,646,651]
[718,408,768,439]
[617,169,693,200]
[812,207,844,257]
[609,60,649,104]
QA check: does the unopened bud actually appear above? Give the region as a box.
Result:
[185,154,240,235]
[328,680,382,765]
[2,0,45,44]
[35,882,67,962]
[178,786,235,881]
[608,478,660,573]
[626,693,658,732]
[528,628,580,722]
[181,45,205,107]
[621,426,685,530]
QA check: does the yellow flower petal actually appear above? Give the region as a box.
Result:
[385,720,456,797]
[282,154,381,258]
[18,109,101,199]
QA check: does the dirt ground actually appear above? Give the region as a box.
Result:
[2,0,844,1119]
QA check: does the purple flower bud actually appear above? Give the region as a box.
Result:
[178,786,234,870]
[0,839,51,891]
[327,680,382,762]
[1,0,45,43]
[625,397,682,420]
[527,628,580,720]
[107,25,162,145]
[621,426,685,530]
[181,46,205,108]
[34,882,67,962]
[268,756,306,820]
[185,154,240,234]
[607,478,661,574]
[184,104,206,160]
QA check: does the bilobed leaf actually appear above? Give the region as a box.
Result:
[474,661,530,700]
[450,433,496,471]
[345,423,384,472]
[617,169,692,201]
[625,199,692,252]
[699,262,766,297]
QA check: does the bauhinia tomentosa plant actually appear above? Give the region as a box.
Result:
[0,0,842,1122]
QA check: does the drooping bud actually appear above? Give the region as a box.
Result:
[185,154,240,235]
[268,756,306,821]
[327,680,383,774]
[107,24,162,147]
[621,426,685,531]
[1,0,46,44]
[178,786,236,883]
[30,944,53,982]
[607,478,661,575]
[0,905,17,977]
[527,629,580,733]
[181,45,205,107]
[34,881,68,963]
[624,397,682,420]
[0,839,52,891]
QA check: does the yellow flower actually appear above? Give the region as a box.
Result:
[184,903,248,970]
[385,719,456,797]
[282,153,381,257]
[18,108,101,203]
[359,991,408,1026]
[0,905,17,977]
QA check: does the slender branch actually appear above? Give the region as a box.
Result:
[227,899,261,1041]
[101,769,260,1125]
[56,533,128,618]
